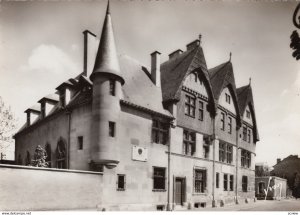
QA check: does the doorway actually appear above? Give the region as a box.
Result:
[175,177,185,205]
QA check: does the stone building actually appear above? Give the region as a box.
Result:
[255,176,287,200]
[14,2,259,210]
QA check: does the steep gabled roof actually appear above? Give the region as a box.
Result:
[161,45,215,111]
[237,84,260,142]
[208,61,241,123]
[120,54,172,117]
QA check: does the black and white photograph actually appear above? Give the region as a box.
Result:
[0,0,300,212]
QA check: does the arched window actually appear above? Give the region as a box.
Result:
[18,154,22,165]
[25,151,31,166]
[56,139,66,169]
[45,143,52,168]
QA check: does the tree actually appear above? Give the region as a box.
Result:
[293,172,300,199]
[0,96,18,160]
[29,145,49,167]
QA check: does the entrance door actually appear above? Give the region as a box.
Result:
[175,178,184,205]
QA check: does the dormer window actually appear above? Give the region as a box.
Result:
[56,82,74,107]
[225,93,231,104]
[38,95,59,119]
[109,79,115,96]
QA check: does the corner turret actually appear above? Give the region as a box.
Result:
[90,1,124,169]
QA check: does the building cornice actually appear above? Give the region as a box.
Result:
[120,99,174,120]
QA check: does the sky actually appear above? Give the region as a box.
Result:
[0,0,299,166]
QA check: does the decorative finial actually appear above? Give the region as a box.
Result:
[229,52,232,62]
[249,77,252,86]
[106,0,110,14]
[199,34,202,44]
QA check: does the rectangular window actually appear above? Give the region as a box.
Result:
[219,142,226,162]
[246,110,250,118]
[109,79,115,96]
[228,117,232,134]
[184,95,196,117]
[246,151,251,168]
[77,136,83,150]
[242,126,247,141]
[241,149,251,168]
[216,172,219,188]
[247,129,251,143]
[153,167,166,190]
[225,93,231,104]
[183,130,196,156]
[117,174,126,191]
[152,120,169,145]
[224,174,228,191]
[226,144,233,164]
[199,101,204,121]
[221,112,225,130]
[109,121,115,137]
[194,169,206,193]
[192,72,197,82]
[203,143,209,159]
[230,175,234,191]
[242,176,248,192]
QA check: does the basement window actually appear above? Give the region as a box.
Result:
[156,205,165,211]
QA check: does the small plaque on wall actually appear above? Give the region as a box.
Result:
[132,146,148,162]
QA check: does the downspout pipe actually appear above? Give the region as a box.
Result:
[212,115,216,207]
[66,109,72,169]
[235,125,239,204]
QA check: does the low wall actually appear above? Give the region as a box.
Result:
[0,164,103,211]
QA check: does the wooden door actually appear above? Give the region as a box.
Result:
[175,178,183,205]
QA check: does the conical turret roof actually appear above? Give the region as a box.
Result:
[90,1,124,85]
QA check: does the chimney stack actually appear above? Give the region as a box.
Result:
[151,51,161,87]
[83,30,97,77]
[169,49,183,59]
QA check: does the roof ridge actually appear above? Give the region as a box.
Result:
[209,61,230,80]
[161,47,197,73]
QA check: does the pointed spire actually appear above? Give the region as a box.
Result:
[249,77,252,86]
[106,0,110,14]
[90,0,124,85]
[229,52,232,62]
[199,34,202,45]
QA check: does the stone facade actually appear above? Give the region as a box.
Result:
[14,2,259,211]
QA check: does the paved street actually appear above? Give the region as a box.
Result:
[198,199,300,211]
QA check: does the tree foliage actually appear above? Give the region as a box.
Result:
[0,96,18,159]
[290,30,300,60]
[29,145,49,168]
[293,172,300,199]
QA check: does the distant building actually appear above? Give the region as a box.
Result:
[14,2,260,210]
[255,176,287,200]
[255,162,270,177]
[271,155,300,197]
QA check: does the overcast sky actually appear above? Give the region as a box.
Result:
[0,0,299,166]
